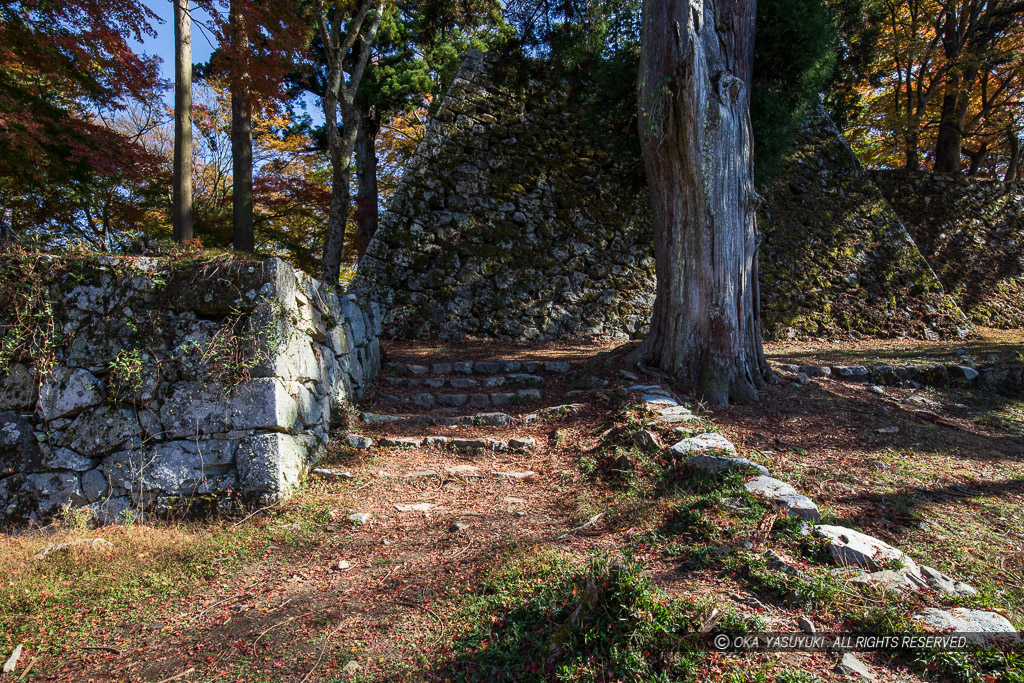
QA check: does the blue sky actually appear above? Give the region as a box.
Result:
[134,0,220,94]
[133,0,322,121]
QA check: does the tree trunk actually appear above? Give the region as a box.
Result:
[354,112,380,255]
[0,214,13,251]
[1005,131,1021,182]
[934,63,978,174]
[934,81,961,173]
[314,0,384,284]
[231,0,254,253]
[634,0,769,408]
[905,129,921,171]
[965,143,986,176]
[321,102,361,283]
[172,0,194,243]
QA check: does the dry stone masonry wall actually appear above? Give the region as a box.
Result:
[0,256,380,527]
[758,113,971,340]
[355,51,977,342]
[352,50,655,341]
[873,171,1024,329]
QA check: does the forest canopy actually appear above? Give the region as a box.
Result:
[1,0,1022,266]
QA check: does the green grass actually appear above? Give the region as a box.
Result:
[428,547,716,682]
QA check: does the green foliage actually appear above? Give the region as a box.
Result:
[108,348,147,396]
[751,0,837,187]
[823,0,883,130]
[0,253,67,373]
[197,303,284,386]
[444,549,709,681]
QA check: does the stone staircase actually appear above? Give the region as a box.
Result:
[374,359,573,410]
[316,351,702,524]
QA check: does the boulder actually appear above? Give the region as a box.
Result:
[744,476,822,521]
[345,434,373,449]
[830,366,870,382]
[834,653,875,680]
[685,454,769,476]
[814,525,916,571]
[744,475,797,498]
[633,430,662,452]
[669,432,737,457]
[81,468,109,501]
[914,608,1020,646]
[24,471,85,518]
[379,436,422,448]
[657,406,697,424]
[475,411,516,428]
[509,436,537,450]
[85,496,134,525]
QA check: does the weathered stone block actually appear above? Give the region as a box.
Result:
[0,412,42,474]
[50,405,141,457]
[37,367,103,419]
[0,364,37,411]
[236,433,310,497]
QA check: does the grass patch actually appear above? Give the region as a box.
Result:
[432,547,715,682]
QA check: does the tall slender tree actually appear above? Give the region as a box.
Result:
[634,0,770,408]
[313,0,386,283]
[230,0,255,252]
[173,0,195,243]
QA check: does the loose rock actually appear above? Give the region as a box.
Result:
[914,608,1020,646]
[834,653,875,680]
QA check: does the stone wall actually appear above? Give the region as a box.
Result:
[352,50,655,341]
[0,256,380,527]
[758,113,971,340]
[872,171,1024,329]
[354,51,972,342]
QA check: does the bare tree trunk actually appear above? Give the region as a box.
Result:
[0,214,14,251]
[231,0,254,253]
[634,0,769,408]
[965,142,986,176]
[314,0,384,283]
[934,80,961,173]
[934,64,977,173]
[354,112,380,255]
[172,0,194,243]
[1006,131,1021,182]
[905,129,921,171]
[323,107,361,281]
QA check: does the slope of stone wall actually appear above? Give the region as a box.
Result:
[352,50,655,341]
[873,171,1024,329]
[0,256,380,527]
[354,51,971,342]
[758,113,971,340]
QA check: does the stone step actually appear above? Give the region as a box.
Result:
[377,388,543,409]
[316,464,538,481]
[365,434,538,452]
[383,373,545,389]
[359,404,585,428]
[384,360,571,377]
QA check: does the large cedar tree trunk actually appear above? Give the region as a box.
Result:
[634,0,770,408]
[231,0,254,252]
[172,0,194,243]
